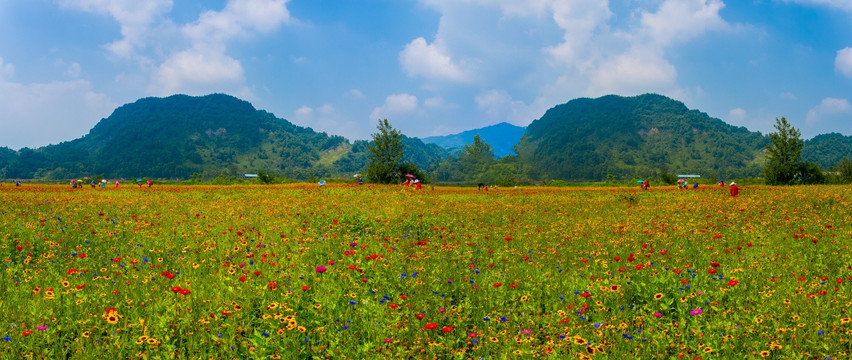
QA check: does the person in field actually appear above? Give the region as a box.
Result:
[642,180,650,191]
[115,180,119,188]
[147,180,152,188]
[729,182,739,197]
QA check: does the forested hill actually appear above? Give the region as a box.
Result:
[0,94,446,180]
[515,94,768,181]
[802,133,852,170]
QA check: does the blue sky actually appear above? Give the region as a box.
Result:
[1,0,851,150]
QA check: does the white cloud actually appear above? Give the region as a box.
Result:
[0,76,115,149]
[369,94,419,121]
[295,105,313,118]
[638,0,727,47]
[836,47,852,78]
[59,0,174,58]
[475,89,535,125]
[0,57,14,79]
[806,97,851,124]
[150,49,245,96]
[544,0,611,64]
[779,92,797,100]
[727,108,747,122]
[183,0,291,45]
[424,96,458,110]
[65,62,82,78]
[345,89,365,99]
[587,47,677,96]
[400,37,470,82]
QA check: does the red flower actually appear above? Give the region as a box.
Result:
[441,326,454,333]
[727,280,739,287]
[837,278,844,284]
[171,286,182,292]
[613,256,621,261]
[415,313,425,320]
[424,323,438,330]
[238,276,247,282]
[707,269,717,274]
[179,288,191,295]
[267,281,278,290]
[504,237,512,241]
[580,292,591,298]
[301,285,309,291]
[78,254,87,258]
[681,279,689,285]
[22,330,32,336]
[253,271,261,276]
[105,308,118,314]
[492,282,502,288]
[389,303,399,309]
[509,283,518,288]
[710,262,720,268]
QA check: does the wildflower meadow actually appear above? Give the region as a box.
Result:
[1,184,850,359]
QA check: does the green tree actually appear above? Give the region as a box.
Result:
[457,134,496,176]
[829,157,852,184]
[366,119,404,184]
[764,117,804,185]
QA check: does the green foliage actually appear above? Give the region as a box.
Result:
[256,170,275,184]
[764,117,806,185]
[366,119,404,184]
[829,157,852,184]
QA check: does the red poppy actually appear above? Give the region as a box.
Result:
[707,269,717,274]
[727,280,739,287]
[179,288,191,295]
[492,282,502,288]
[22,330,32,336]
[105,308,118,314]
[301,285,309,291]
[441,326,454,333]
[415,313,425,320]
[267,281,278,290]
[424,323,438,330]
[238,276,247,282]
[580,292,591,298]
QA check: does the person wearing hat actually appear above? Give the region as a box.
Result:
[729,182,739,197]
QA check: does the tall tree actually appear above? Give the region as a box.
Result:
[764,117,804,184]
[366,119,404,184]
[457,134,496,175]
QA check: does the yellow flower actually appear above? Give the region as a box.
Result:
[654,293,664,300]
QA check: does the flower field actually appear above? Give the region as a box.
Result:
[1,183,851,359]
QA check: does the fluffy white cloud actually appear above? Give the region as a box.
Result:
[151,49,245,96]
[369,94,419,121]
[0,64,115,149]
[587,48,678,96]
[183,0,291,45]
[806,98,851,124]
[638,0,727,47]
[59,0,173,58]
[400,37,470,82]
[836,47,852,78]
[545,0,611,64]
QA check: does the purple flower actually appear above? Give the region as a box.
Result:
[315,265,327,273]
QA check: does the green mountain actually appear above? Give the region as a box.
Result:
[421,122,526,158]
[515,94,768,181]
[802,133,852,169]
[0,94,446,180]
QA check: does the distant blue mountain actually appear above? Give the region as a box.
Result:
[421,122,526,158]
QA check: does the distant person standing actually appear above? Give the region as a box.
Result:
[147,180,153,188]
[729,182,739,197]
[115,180,119,188]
